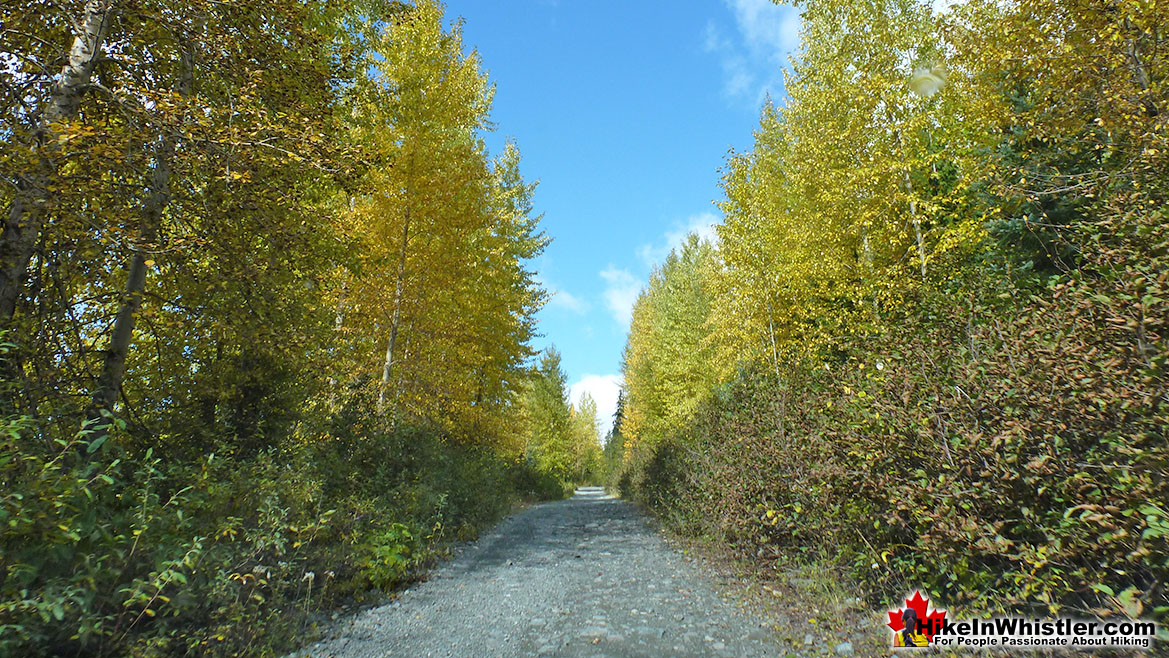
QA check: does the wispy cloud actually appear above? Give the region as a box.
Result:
[600,266,641,328]
[548,288,590,314]
[728,0,802,58]
[637,212,720,268]
[705,0,802,106]
[537,273,590,315]
[570,373,624,439]
[704,24,755,99]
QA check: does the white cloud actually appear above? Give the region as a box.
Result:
[704,23,756,99]
[637,212,720,268]
[536,273,590,314]
[705,0,802,105]
[548,288,590,314]
[600,266,641,328]
[727,0,802,58]
[570,374,623,439]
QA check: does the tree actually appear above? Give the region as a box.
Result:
[336,2,546,442]
[0,0,366,450]
[569,392,602,482]
[603,391,628,478]
[518,348,575,489]
[621,234,718,449]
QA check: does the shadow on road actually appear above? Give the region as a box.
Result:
[449,487,647,574]
[297,485,777,657]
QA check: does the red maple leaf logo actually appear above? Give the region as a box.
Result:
[887,590,947,641]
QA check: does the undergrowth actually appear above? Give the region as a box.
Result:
[0,412,553,657]
[617,213,1169,626]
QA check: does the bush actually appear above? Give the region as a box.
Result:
[512,458,571,501]
[0,413,520,657]
[357,523,421,590]
[622,250,1168,619]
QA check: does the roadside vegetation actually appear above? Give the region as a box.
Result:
[615,0,1168,627]
[0,1,598,656]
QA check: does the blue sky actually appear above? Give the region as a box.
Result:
[443,0,802,435]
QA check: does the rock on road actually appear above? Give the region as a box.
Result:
[295,487,776,657]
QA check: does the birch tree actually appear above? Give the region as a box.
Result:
[340,1,545,439]
[0,0,119,322]
[1,1,365,449]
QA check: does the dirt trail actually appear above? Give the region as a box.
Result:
[294,487,776,657]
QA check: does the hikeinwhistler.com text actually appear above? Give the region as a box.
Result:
[918,617,1157,649]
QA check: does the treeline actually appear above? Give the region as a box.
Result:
[518,349,604,496]
[0,1,595,656]
[617,0,1167,621]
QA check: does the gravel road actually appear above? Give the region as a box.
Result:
[293,487,776,657]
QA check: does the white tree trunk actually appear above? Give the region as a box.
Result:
[904,171,926,279]
[46,1,119,124]
[379,209,410,410]
[0,0,118,320]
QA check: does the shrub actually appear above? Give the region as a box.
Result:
[622,252,1168,618]
[0,414,520,657]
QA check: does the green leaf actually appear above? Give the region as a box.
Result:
[1117,587,1143,617]
[1139,504,1167,518]
[1090,583,1115,596]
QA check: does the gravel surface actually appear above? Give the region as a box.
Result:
[293,487,777,657]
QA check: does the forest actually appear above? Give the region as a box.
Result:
[0,1,600,656]
[614,0,1167,631]
[4,0,1168,655]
